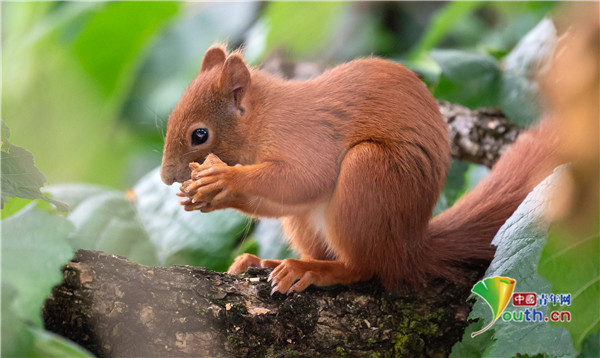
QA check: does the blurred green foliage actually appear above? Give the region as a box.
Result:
[263,2,347,57]
[2,1,555,188]
[4,2,595,358]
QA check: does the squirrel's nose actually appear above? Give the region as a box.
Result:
[160,162,191,185]
[161,176,175,186]
[160,167,176,186]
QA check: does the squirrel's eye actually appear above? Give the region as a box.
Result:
[191,128,209,146]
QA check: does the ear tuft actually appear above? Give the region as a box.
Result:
[200,45,227,72]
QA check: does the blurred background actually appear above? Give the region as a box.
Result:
[2,1,557,189]
[5,2,600,357]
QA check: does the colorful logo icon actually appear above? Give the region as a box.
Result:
[470,276,516,337]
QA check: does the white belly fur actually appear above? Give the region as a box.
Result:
[308,202,328,240]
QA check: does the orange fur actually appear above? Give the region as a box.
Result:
[162,45,559,293]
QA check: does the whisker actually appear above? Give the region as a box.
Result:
[143,104,168,141]
[181,148,199,157]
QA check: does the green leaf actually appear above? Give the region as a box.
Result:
[133,167,251,271]
[434,160,485,216]
[1,204,74,327]
[263,1,348,57]
[432,194,448,217]
[538,227,599,349]
[500,18,557,126]
[29,327,94,358]
[1,120,68,211]
[502,17,556,79]
[72,191,157,266]
[443,159,470,205]
[1,197,34,219]
[47,167,251,271]
[465,163,490,191]
[430,49,501,108]
[426,16,558,122]
[43,183,113,209]
[46,184,159,266]
[450,319,494,358]
[72,1,180,101]
[1,293,93,358]
[1,282,34,357]
[578,330,600,358]
[452,168,576,357]
[500,72,542,127]
[409,1,484,61]
[231,237,259,262]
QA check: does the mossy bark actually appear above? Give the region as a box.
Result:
[44,250,484,357]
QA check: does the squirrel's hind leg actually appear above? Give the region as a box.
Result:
[269,258,370,294]
[326,141,438,288]
[227,253,282,274]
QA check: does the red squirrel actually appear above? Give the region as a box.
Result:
[160,44,558,294]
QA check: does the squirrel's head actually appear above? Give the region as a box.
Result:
[160,45,251,185]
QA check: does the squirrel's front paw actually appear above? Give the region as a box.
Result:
[177,154,238,212]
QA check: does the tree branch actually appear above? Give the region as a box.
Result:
[44,250,483,357]
[439,101,522,167]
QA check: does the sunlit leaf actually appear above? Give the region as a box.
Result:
[1,121,68,211]
[538,227,600,349]
[1,197,35,220]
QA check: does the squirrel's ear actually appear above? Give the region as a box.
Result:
[200,46,226,72]
[220,54,250,114]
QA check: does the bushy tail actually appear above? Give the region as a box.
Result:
[425,121,560,278]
